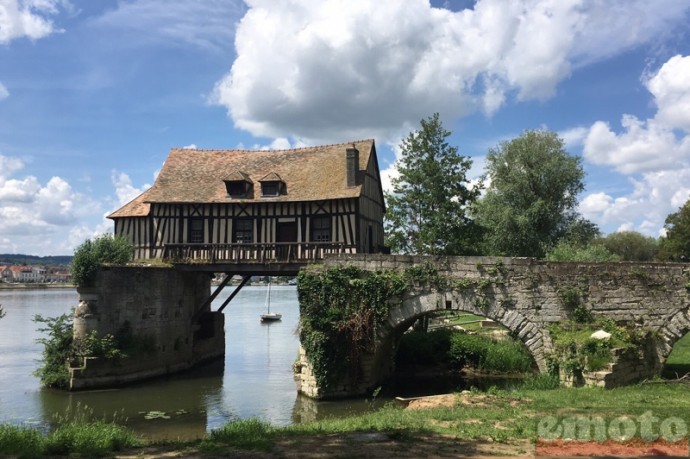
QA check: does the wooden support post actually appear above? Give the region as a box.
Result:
[193,273,232,321]
[217,275,251,313]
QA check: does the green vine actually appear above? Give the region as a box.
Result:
[297,266,410,390]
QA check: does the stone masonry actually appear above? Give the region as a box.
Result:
[294,254,690,399]
[70,266,224,390]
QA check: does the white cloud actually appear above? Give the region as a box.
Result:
[0,82,8,100]
[182,144,198,150]
[0,0,70,44]
[93,0,245,51]
[647,54,690,132]
[0,153,99,254]
[579,54,690,236]
[111,171,149,207]
[213,0,690,143]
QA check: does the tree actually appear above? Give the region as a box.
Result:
[475,130,586,258]
[659,200,690,260]
[600,231,659,261]
[384,113,481,255]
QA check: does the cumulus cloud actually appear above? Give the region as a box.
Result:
[212,0,690,143]
[0,152,101,254]
[0,82,8,100]
[0,0,71,44]
[111,171,150,207]
[93,0,245,51]
[579,55,690,235]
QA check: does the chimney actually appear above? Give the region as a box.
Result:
[346,145,359,187]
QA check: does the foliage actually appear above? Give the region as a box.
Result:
[0,424,45,457]
[297,266,407,389]
[599,231,659,261]
[33,313,74,389]
[395,329,453,368]
[448,333,533,373]
[545,241,620,262]
[547,319,640,375]
[474,130,587,258]
[71,234,133,287]
[519,373,561,390]
[45,421,138,456]
[659,199,690,260]
[202,418,275,452]
[384,113,482,255]
[72,332,126,361]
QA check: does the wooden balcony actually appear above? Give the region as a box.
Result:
[161,242,357,275]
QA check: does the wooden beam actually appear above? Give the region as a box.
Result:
[217,275,251,313]
[193,273,232,320]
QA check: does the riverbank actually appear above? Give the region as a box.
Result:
[0,282,73,289]
[3,381,690,457]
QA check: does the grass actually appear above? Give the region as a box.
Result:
[3,383,690,456]
[664,333,690,377]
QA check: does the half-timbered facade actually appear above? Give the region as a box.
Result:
[108,140,385,265]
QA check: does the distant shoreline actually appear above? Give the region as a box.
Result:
[0,283,74,290]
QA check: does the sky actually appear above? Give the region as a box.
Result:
[1,0,690,256]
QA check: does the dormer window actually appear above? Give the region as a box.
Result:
[258,172,285,197]
[224,170,252,198]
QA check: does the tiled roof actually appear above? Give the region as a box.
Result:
[258,172,283,182]
[108,139,375,219]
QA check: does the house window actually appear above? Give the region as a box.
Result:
[311,216,331,242]
[189,219,204,243]
[234,219,253,243]
[261,182,279,197]
[225,180,247,197]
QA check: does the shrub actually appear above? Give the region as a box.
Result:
[545,241,620,262]
[71,234,133,287]
[33,313,74,389]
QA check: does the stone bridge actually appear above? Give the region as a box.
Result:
[294,255,690,399]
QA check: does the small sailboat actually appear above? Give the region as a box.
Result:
[260,278,282,323]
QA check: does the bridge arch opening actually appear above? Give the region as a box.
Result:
[364,291,547,395]
[660,309,690,378]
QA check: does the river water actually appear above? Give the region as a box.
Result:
[0,286,385,440]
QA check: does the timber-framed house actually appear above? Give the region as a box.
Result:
[108,139,385,268]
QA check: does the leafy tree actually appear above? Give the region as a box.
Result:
[384,113,481,255]
[659,200,690,260]
[599,231,659,261]
[71,234,133,287]
[545,241,619,262]
[474,130,586,258]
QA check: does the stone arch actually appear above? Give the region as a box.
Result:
[362,289,550,391]
[657,307,690,364]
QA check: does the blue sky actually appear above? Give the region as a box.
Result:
[1,0,690,256]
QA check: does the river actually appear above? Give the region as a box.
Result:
[0,286,385,440]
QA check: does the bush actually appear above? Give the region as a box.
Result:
[33,313,74,389]
[71,234,133,287]
[545,241,619,262]
[449,333,533,373]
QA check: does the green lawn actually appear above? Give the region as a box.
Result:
[664,333,690,377]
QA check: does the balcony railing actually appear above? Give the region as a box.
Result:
[162,242,356,264]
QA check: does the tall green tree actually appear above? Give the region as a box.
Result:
[384,113,481,255]
[475,130,586,258]
[659,200,690,260]
[600,231,659,261]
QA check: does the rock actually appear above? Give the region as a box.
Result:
[591,330,611,340]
